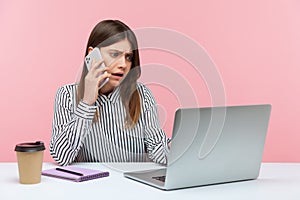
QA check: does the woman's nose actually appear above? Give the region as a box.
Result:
[117,55,127,68]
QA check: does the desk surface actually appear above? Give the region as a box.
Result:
[1,162,300,200]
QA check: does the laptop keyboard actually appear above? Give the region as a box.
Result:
[152,176,166,182]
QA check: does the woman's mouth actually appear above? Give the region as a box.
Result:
[111,73,124,77]
[111,73,124,80]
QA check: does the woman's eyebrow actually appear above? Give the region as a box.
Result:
[109,49,132,53]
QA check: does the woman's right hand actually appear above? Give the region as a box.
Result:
[82,59,111,105]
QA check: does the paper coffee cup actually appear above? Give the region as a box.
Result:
[15,141,45,184]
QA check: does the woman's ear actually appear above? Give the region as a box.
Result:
[88,47,94,54]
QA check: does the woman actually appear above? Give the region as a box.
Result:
[50,19,169,166]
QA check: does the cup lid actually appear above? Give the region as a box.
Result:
[15,141,45,152]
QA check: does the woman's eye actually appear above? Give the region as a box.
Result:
[110,52,119,58]
[126,54,133,62]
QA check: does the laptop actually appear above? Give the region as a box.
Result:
[124,104,272,190]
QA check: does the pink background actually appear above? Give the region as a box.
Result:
[0,0,299,162]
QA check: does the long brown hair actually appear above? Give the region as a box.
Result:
[77,20,141,127]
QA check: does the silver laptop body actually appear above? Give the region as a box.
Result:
[124,104,272,190]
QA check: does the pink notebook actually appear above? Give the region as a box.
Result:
[42,166,109,182]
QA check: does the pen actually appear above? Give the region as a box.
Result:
[55,168,84,176]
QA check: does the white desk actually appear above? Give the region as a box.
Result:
[1,162,300,200]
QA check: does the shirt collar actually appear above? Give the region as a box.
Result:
[96,86,120,105]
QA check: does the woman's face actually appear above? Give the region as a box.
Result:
[99,39,133,93]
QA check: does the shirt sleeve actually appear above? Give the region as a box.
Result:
[49,85,97,166]
[141,85,169,165]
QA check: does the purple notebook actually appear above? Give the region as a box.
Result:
[42,166,109,182]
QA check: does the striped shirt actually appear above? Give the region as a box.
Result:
[50,82,169,166]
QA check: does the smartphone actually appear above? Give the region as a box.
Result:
[84,47,109,89]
